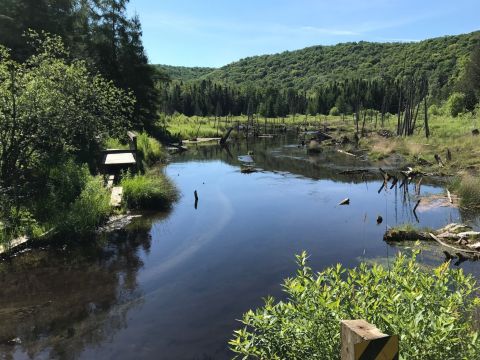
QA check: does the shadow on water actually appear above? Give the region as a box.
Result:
[0,225,156,360]
[1,132,480,360]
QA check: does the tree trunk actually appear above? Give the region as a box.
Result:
[424,96,430,138]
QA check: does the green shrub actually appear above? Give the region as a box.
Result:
[32,160,91,226]
[445,92,466,117]
[230,252,480,360]
[121,172,176,210]
[0,208,44,245]
[137,132,165,166]
[329,106,340,116]
[428,104,442,116]
[62,176,111,236]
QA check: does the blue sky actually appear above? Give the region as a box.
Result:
[126,0,479,68]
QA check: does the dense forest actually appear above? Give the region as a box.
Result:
[154,65,215,82]
[0,0,159,129]
[157,32,480,118]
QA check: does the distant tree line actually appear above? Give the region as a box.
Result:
[157,75,433,119]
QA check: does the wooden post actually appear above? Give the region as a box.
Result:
[341,320,398,360]
[127,131,138,170]
[127,131,137,151]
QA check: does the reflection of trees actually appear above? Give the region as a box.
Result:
[178,134,458,226]
[177,134,371,182]
[176,134,438,185]
[177,134,454,191]
[0,226,153,360]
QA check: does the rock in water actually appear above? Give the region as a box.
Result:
[376,215,383,224]
[339,198,350,206]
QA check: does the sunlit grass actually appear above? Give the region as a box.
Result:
[137,132,165,166]
[455,175,480,210]
[121,170,178,210]
[164,110,480,173]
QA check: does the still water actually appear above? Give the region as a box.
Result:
[1,133,478,360]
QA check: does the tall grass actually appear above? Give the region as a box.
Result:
[104,137,129,149]
[61,175,111,236]
[456,175,480,210]
[137,132,165,166]
[121,171,177,210]
[164,113,344,140]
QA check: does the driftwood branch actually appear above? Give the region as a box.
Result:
[429,233,480,255]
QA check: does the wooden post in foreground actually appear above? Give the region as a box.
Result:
[341,320,399,360]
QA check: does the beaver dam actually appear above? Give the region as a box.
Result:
[1,131,480,360]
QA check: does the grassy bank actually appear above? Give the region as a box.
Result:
[163,110,480,173]
[0,133,177,251]
[121,169,178,210]
[163,113,334,140]
[1,162,112,248]
[361,113,480,172]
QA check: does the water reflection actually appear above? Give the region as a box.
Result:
[0,226,153,360]
[0,133,478,360]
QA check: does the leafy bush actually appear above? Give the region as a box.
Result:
[329,106,340,116]
[230,252,480,360]
[1,160,112,241]
[45,161,90,208]
[428,104,442,116]
[0,34,133,185]
[61,176,111,236]
[0,208,44,246]
[121,172,177,210]
[445,92,466,117]
[137,132,165,166]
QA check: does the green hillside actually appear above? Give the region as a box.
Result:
[155,65,216,82]
[158,31,479,93]
[155,31,480,117]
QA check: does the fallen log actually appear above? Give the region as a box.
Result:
[315,131,333,142]
[383,229,430,242]
[430,233,480,255]
[337,149,356,157]
[384,223,480,257]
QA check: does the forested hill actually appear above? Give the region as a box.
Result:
[155,65,216,82]
[158,31,479,92]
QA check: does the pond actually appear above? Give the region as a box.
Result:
[1,132,479,360]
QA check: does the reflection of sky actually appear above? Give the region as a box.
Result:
[3,137,480,360]
[84,154,465,359]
